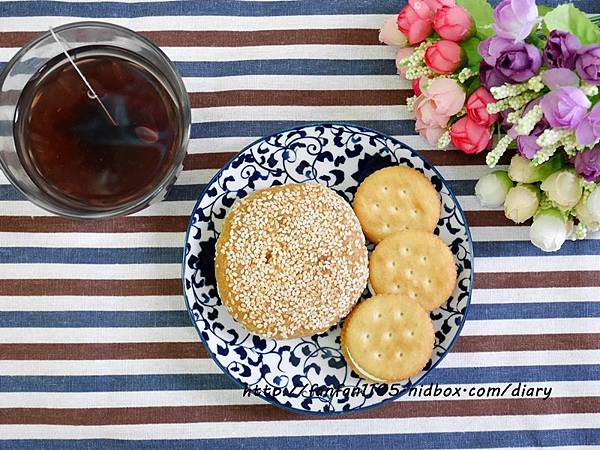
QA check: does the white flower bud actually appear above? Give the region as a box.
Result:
[508,155,535,183]
[508,154,564,184]
[574,196,600,231]
[540,170,583,209]
[475,171,513,207]
[504,184,540,223]
[530,209,572,252]
[587,186,600,222]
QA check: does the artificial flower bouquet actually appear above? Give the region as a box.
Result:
[380,0,600,252]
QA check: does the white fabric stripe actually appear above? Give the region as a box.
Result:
[475,255,600,272]
[184,75,409,92]
[0,359,222,376]
[0,15,388,32]
[470,227,600,242]
[0,327,200,343]
[186,134,432,155]
[0,414,598,439]
[176,166,500,185]
[1,381,598,409]
[0,45,396,62]
[0,264,180,280]
[472,287,600,304]
[191,105,412,122]
[1,350,598,376]
[0,73,409,92]
[0,319,598,343]
[0,197,493,216]
[0,232,184,248]
[0,296,184,311]
[0,166,494,186]
[462,318,600,336]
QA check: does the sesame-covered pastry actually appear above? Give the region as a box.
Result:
[215,183,369,339]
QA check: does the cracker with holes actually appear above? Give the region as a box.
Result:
[352,166,440,243]
[341,294,434,382]
[215,183,369,339]
[369,230,456,311]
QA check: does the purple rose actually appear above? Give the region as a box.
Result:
[573,146,600,182]
[515,99,548,159]
[575,44,600,85]
[540,87,591,129]
[576,103,600,146]
[517,122,547,159]
[493,0,539,41]
[479,36,542,83]
[542,68,580,90]
[479,61,510,89]
[543,30,582,69]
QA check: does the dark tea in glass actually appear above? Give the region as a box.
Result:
[15,46,180,210]
[0,22,190,218]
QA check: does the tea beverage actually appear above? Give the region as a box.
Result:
[14,45,181,210]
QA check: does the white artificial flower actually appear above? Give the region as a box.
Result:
[475,171,513,207]
[504,184,540,223]
[587,186,600,222]
[540,170,583,209]
[574,196,600,231]
[508,155,535,183]
[530,209,572,252]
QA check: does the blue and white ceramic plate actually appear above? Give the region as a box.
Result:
[183,123,473,415]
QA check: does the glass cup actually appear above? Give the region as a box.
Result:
[0,22,191,219]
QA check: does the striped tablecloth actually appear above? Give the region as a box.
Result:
[0,1,599,448]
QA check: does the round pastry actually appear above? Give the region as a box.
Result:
[341,294,435,383]
[215,183,369,339]
[353,166,441,243]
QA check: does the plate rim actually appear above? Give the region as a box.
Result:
[181,121,474,416]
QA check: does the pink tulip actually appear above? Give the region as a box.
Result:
[395,47,414,79]
[425,40,464,74]
[379,16,408,47]
[466,87,498,127]
[397,0,435,45]
[433,5,474,42]
[412,78,423,96]
[423,0,456,12]
[422,77,466,116]
[450,117,492,154]
[414,95,451,146]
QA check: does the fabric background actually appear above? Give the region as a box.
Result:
[0,0,598,448]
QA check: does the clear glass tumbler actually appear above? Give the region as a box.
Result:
[0,22,191,219]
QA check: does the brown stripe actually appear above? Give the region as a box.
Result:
[453,334,600,352]
[465,210,517,227]
[0,279,182,296]
[0,343,207,360]
[0,216,189,233]
[2,333,598,361]
[1,397,598,424]
[0,30,380,48]
[419,150,513,167]
[0,212,519,233]
[190,90,408,108]
[476,271,600,289]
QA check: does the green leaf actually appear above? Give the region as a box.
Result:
[461,36,483,69]
[457,0,495,38]
[537,5,553,17]
[466,77,481,95]
[543,4,600,46]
